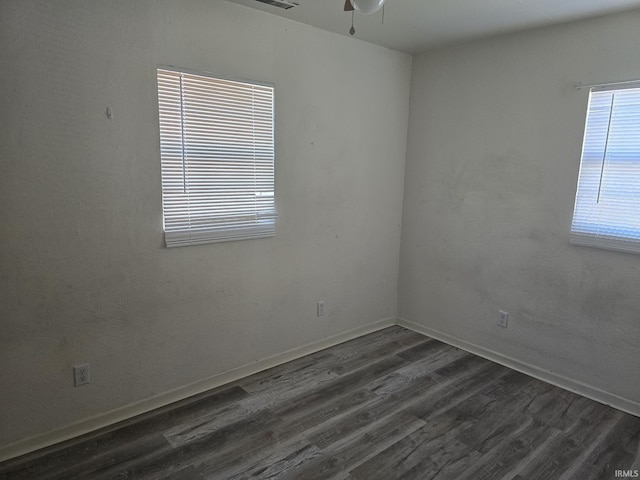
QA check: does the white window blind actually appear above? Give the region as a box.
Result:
[157,67,276,247]
[571,85,640,254]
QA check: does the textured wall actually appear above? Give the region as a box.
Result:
[0,0,411,448]
[400,10,640,408]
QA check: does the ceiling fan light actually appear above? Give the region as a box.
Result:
[349,0,385,15]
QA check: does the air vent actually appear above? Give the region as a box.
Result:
[254,0,299,9]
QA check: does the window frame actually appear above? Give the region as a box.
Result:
[156,66,276,248]
[570,83,640,255]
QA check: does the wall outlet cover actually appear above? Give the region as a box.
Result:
[498,311,509,328]
[74,364,90,387]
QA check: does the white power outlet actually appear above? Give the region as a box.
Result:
[317,301,325,317]
[498,311,509,328]
[74,364,90,387]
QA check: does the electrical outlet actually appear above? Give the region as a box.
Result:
[74,364,90,387]
[317,300,325,317]
[498,311,509,328]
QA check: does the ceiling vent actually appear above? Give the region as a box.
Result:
[254,0,299,9]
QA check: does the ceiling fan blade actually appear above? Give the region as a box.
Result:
[344,0,354,11]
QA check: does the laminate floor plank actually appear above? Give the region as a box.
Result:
[199,437,323,480]
[394,338,449,361]
[356,381,545,480]
[165,354,407,448]
[429,353,504,382]
[309,360,502,455]
[160,465,207,480]
[1,326,638,480]
[349,414,479,480]
[179,362,428,479]
[513,406,623,480]
[42,434,173,480]
[188,388,381,479]
[238,351,341,395]
[366,354,489,407]
[47,387,247,479]
[525,385,598,430]
[566,444,636,480]
[393,346,470,380]
[351,387,531,480]
[556,413,640,480]
[454,373,560,452]
[237,330,425,398]
[0,385,247,480]
[323,327,426,362]
[124,399,336,480]
[396,446,481,480]
[363,349,475,398]
[277,412,426,480]
[407,362,511,421]
[301,386,436,452]
[455,417,560,480]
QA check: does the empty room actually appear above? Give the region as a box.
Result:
[1,0,639,479]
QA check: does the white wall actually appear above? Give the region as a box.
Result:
[400,10,640,412]
[0,0,411,452]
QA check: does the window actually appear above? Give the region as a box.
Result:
[571,85,640,254]
[157,67,276,247]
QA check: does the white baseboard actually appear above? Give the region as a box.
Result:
[397,317,640,418]
[0,317,396,463]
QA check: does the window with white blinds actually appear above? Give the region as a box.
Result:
[157,67,276,247]
[571,85,640,254]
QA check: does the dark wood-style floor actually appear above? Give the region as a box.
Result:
[1,326,639,480]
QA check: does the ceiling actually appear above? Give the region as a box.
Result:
[225,0,640,53]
